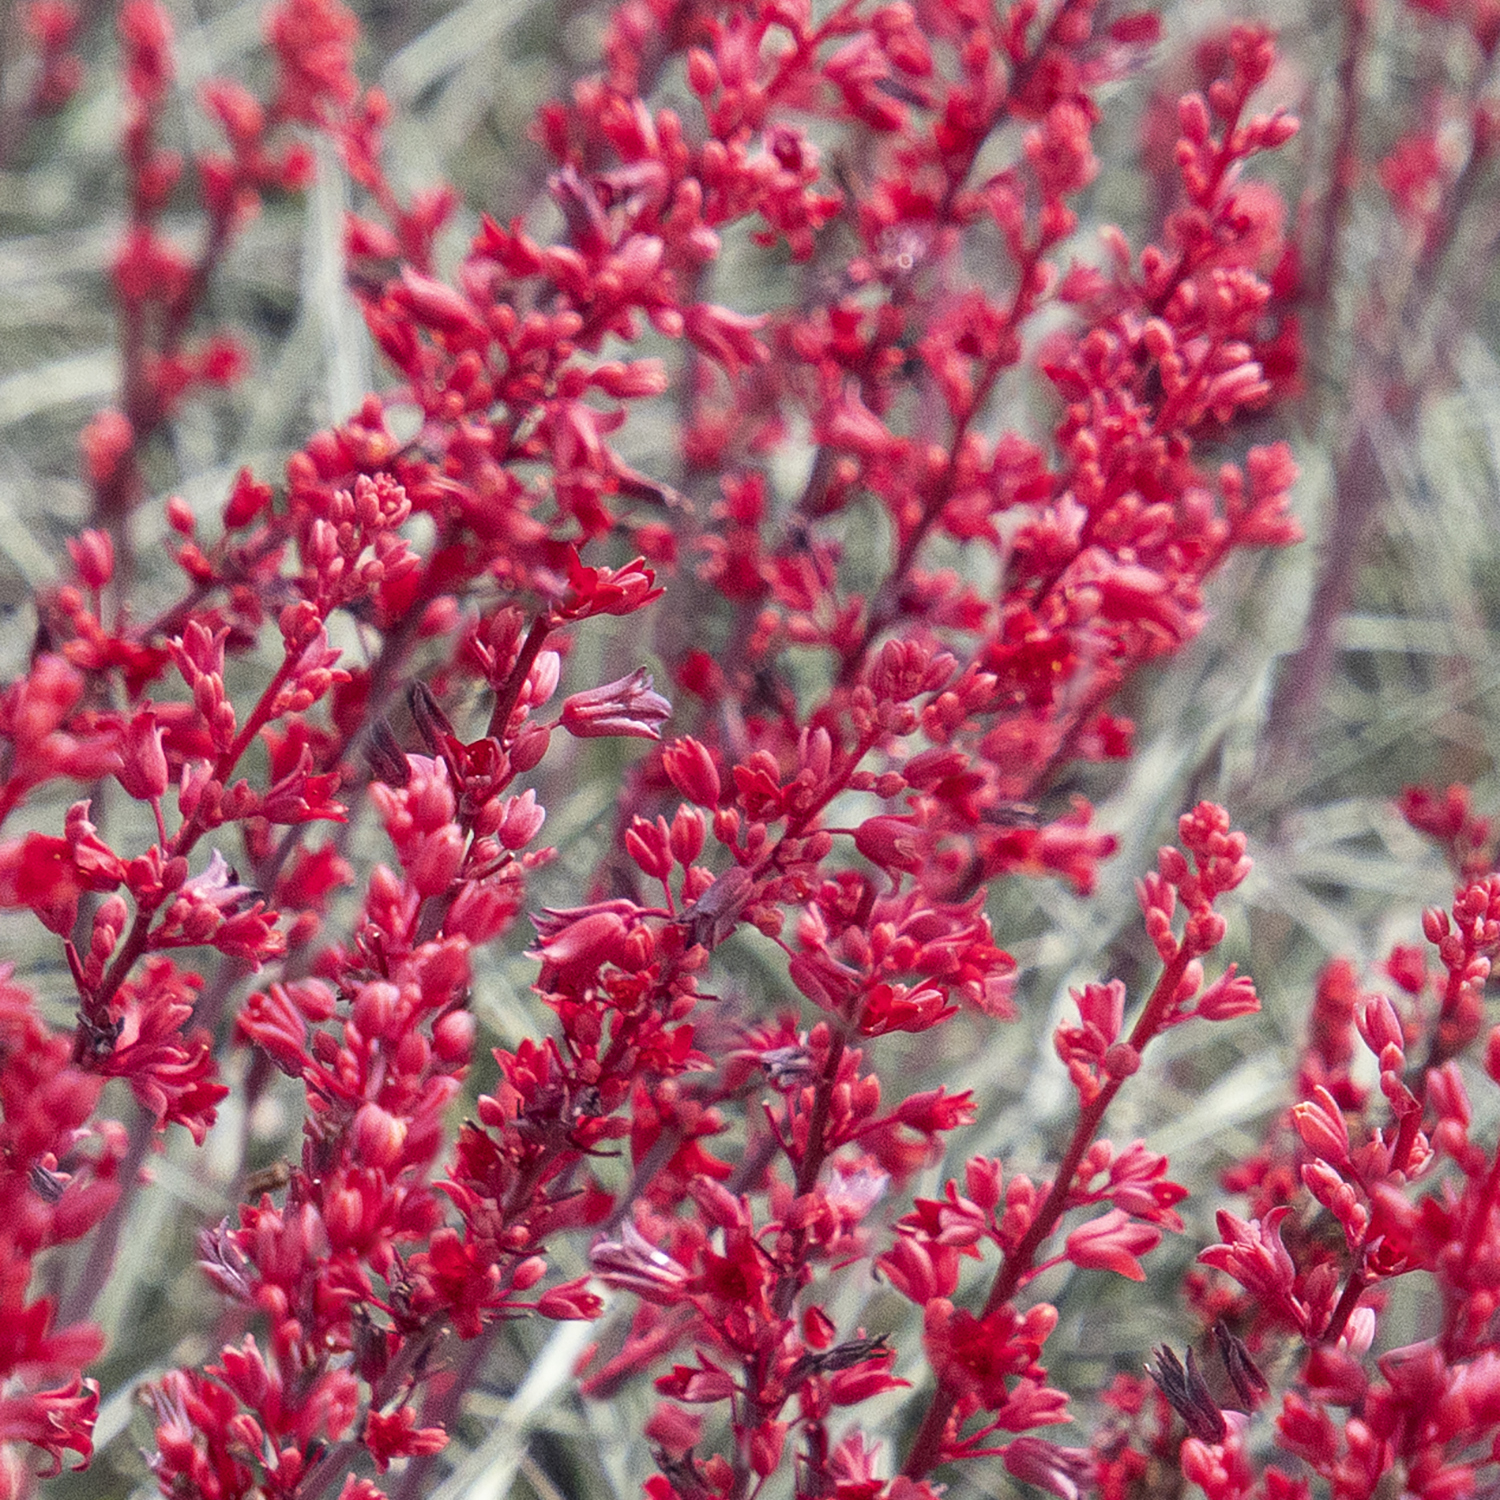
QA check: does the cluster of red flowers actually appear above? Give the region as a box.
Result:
[2,0,1499,1496]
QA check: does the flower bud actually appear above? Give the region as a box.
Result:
[352,1103,407,1170]
[662,736,720,806]
[508,723,551,772]
[116,709,168,801]
[67,529,115,589]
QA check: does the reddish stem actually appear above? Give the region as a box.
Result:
[900,938,1196,1479]
[1319,1264,1367,1348]
[488,614,553,739]
[76,639,302,1035]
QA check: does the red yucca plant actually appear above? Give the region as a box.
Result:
[1,0,1499,1497]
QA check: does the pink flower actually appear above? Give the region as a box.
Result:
[1003,1438,1095,1500]
[1199,1208,1309,1333]
[1063,1209,1162,1281]
[589,1223,691,1304]
[559,669,672,740]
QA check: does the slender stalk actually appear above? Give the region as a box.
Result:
[901,940,1196,1479]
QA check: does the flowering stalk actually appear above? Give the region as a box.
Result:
[896,804,1255,1481]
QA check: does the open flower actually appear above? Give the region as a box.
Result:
[559,668,672,740]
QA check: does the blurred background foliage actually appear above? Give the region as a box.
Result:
[4,0,1500,1494]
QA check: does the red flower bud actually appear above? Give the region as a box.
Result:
[535,908,629,980]
[1064,1209,1160,1280]
[67,529,115,590]
[116,710,168,802]
[662,736,720,807]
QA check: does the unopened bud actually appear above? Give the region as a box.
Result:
[67,528,115,590]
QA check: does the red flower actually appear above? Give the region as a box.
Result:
[363,1404,447,1471]
[1062,1209,1162,1282]
[0,1377,99,1476]
[554,552,664,621]
[0,833,86,935]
